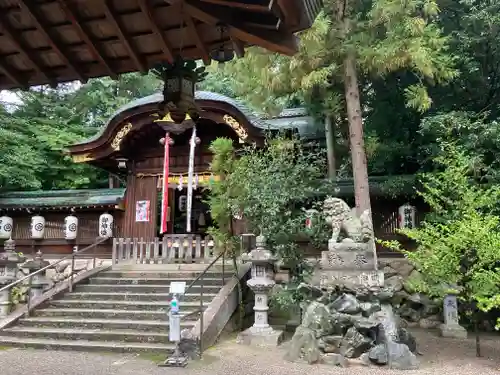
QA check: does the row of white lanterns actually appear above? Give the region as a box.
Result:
[0,213,114,240]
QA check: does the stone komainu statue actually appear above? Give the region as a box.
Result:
[323,197,373,243]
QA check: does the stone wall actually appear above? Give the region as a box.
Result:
[380,258,442,329]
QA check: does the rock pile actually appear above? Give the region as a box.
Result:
[285,283,419,370]
[382,259,442,329]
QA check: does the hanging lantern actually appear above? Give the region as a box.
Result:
[64,215,78,240]
[398,203,416,229]
[99,213,114,238]
[151,59,207,131]
[31,215,45,239]
[0,215,13,239]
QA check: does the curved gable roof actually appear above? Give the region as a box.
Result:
[73,91,271,147]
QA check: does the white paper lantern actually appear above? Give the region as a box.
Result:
[0,216,13,239]
[64,215,78,240]
[31,215,46,239]
[99,213,114,238]
[398,203,416,229]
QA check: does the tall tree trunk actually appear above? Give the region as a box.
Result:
[325,116,336,180]
[343,53,372,217]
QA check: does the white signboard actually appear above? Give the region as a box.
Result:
[169,281,186,295]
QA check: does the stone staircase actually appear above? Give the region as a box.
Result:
[0,267,229,353]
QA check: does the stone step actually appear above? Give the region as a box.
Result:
[1,326,175,344]
[16,317,197,332]
[76,283,222,294]
[101,270,233,279]
[33,308,201,321]
[0,335,176,354]
[89,276,227,286]
[49,299,204,312]
[64,292,217,302]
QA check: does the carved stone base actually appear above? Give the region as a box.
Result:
[320,250,376,270]
[237,327,284,347]
[312,269,384,288]
[328,239,371,253]
[439,323,467,339]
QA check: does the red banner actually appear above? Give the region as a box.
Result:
[160,133,170,234]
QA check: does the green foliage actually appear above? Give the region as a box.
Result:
[382,144,500,328]
[206,138,239,255]
[202,0,456,116]
[209,135,330,269]
[0,73,161,192]
[207,135,331,309]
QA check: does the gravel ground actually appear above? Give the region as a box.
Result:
[0,329,498,375]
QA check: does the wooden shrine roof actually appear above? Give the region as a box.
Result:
[0,188,126,211]
[0,0,322,90]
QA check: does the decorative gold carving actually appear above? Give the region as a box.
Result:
[72,153,94,163]
[111,123,133,151]
[152,112,191,123]
[223,114,248,140]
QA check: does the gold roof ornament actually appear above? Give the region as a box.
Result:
[111,123,133,151]
[223,114,248,141]
[72,153,94,163]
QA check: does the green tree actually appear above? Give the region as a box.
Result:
[202,0,457,221]
[383,144,500,335]
[0,73,161,192]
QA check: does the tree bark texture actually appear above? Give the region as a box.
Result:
[343,53,372,218]
[325,116,336,180]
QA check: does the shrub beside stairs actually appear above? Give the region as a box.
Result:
[0,266,232,354]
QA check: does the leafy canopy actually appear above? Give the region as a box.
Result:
[382,143,500,328]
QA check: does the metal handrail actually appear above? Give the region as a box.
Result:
[0,236,109,316]
[181,249,227,355]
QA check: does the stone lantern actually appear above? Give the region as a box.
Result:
[0,238,25,318]
[22,250,51,301]
[237,235,284,347]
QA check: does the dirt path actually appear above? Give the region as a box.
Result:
[0,329,498,375]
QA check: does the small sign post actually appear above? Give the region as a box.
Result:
[159,281,187,367]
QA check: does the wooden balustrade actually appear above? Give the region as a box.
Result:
[112,235,217,265]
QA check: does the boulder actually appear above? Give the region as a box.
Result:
[391,290,410,306]
[397,328,417,353]
[330,293,361,315]
[285,326,321,364]
[389,260,414,278]
[322,353,347,367]
[359,300,381,317]
[386,342,419,370]
[368,343,388,365]
[301,301,334,337]
[297,283,323,300]
[354,316,379,335]
[382,265,398,278]
[339,327,373,358]
[330,311,356,334]
[399,305,422,322]
[318,335,343,353]
[385,276,403,292]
